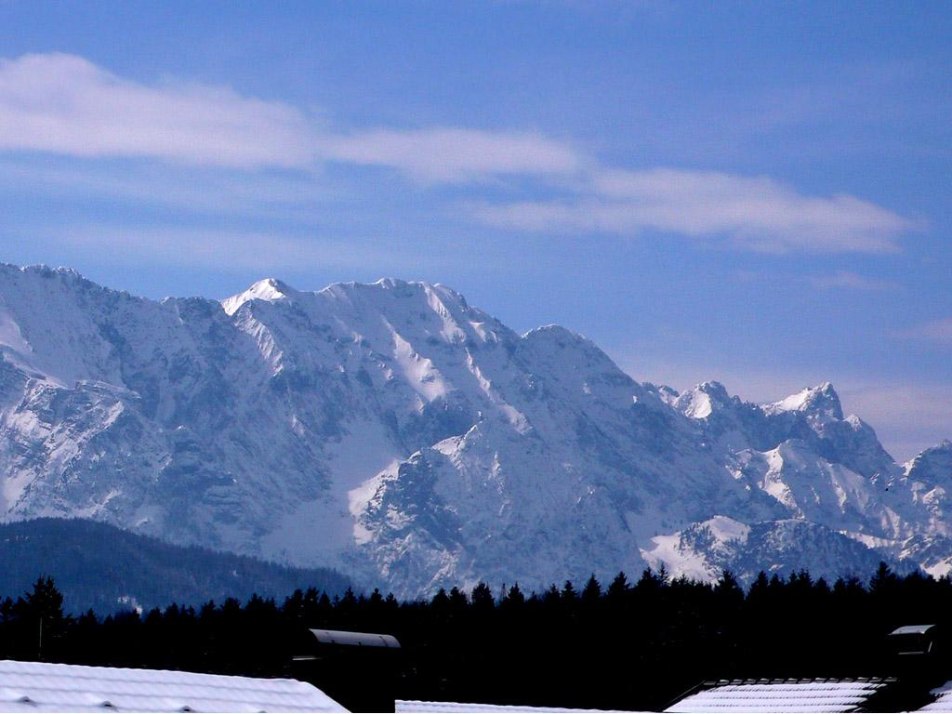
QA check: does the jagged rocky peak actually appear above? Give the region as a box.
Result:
[520,324,607,356]
[2,263,82,282]
[1,264,140,304]
[374,276,428,294]
[906,440,952,482]
[221,277,299,315]
[518,324,635,390]
[767,382,844,422]
[674,381,733,419]
[1,262,952,597]
[314,277,436,311]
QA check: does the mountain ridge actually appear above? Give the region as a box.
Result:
[0,263,948,597]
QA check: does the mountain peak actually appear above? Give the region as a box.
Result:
[1,261,951,596]
[675,381,732,419]
[221,277,297,316]
[768,382,843,421]
[321,278,441,302]
[374,277,415,290]
[905,439,952,488]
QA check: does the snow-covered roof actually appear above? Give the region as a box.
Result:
[664,678,889,713]
[891,624,936,636]
[396,701,635,713]
[0,659,346,712]
[919,680,952,711]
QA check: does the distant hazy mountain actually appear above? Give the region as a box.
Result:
[0,518,350,614]
[0,264,947,598]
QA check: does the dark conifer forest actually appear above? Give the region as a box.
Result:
[1,565,949,711]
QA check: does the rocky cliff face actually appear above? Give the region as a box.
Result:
[0,264,945,596]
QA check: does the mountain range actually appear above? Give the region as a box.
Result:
[0,263,949,598]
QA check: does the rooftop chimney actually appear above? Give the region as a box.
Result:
[291,628,403,713]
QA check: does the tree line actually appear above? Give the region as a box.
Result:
[2,564,951,711]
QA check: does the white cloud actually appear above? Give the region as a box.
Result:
[319,127,584,183]
[0,53,584,181]
[0,53,315,168]
[475,168,912,253]
[0,52,916,255]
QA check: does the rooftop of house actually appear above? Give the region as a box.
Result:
[396,701,638,713]
[664,678,894,713]
[0,659,346,713]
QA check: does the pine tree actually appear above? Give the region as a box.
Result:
[582,574,602,605]
[16,576,66,660]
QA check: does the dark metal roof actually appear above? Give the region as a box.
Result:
[309,628,401,649]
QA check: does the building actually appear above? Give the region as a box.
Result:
[0,659,345,712]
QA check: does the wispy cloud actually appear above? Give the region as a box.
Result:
[0,53,316,168]
[0,52,916,256]
[475,168,912,253]
[896,318,952,345]
[0,53,581,182]
[809,270,896,291]
[318,128,584,183]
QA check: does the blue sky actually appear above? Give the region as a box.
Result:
[0,1,948,460]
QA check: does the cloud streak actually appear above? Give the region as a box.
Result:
[0,52,916,255]
[319,128,584,183]
[0,53,315,168]
[475,168,912,253]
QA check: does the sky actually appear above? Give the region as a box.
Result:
[0,1,948,461]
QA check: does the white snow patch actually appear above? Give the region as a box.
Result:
[425,289,466,343]
[1,470,34,512]
[706,514,752,543]
[682,391,713,419]
[0,309,31,355]
[641,516,750,582]
[767,383,832,413]
[641,531,713,582]
[391,330,450,402]
[260,419,399,564]
[762,448,798,510]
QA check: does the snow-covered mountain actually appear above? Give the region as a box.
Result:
[0,264,947,597]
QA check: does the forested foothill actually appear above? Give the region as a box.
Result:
[0,518,351,613]
[1,564,950,712]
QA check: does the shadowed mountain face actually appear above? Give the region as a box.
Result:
[0,264,946,597]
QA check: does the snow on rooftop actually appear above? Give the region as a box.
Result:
[664,679,888,713]
[0,659,346,713]
[920,680,952,711]
[396,700,635,713]
[891,624,936,636]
